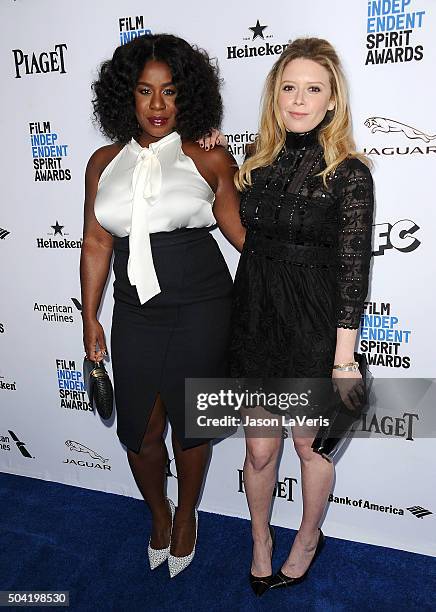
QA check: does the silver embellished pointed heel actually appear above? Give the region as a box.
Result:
[147,498,176,570]
[168,509,198,578]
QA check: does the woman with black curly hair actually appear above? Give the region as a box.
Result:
[80,34,244,578]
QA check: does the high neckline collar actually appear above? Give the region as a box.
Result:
[285,122,322,151]
[129,130,180,153]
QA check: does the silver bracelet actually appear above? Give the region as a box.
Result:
[333,362,359,372]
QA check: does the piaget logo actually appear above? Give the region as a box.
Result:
[12,43,67,78]
[238,469,298,502]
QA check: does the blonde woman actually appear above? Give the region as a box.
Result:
[229,38,374,595]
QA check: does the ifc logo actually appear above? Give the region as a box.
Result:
[373,219,420,256]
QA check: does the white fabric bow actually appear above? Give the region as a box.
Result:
[127,147,162,304]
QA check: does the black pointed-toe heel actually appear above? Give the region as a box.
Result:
[270,528,325,590]
[249,525,276,597]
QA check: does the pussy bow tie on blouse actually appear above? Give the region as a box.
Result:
[127,141,163,305]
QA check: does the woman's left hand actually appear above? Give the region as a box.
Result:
[332,368,364,412]
[197,129,227,150]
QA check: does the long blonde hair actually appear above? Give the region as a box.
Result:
[235,37,368,190]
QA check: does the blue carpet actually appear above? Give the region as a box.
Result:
[1,472,435,612]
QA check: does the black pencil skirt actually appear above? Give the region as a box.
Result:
[110,227,233,453]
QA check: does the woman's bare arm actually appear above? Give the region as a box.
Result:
[183,142,245,252]
[80,147,118,360]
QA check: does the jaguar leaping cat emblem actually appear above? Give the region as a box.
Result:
[364,117,436,143]
[65,440,108,463]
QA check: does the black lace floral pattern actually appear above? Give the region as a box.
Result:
[230,127,374,378]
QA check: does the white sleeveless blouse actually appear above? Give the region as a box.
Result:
[94,131,216,304]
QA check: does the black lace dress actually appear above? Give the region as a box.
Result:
[229,125,374,380]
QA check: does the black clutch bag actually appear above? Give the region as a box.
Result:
[83,358,114,420]
[311,353,369,462]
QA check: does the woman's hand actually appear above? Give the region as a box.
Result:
[332,368,364,412]
[83,318,107,362]
[197,129,228,150]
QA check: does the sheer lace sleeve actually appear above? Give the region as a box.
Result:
[333,159,374,329]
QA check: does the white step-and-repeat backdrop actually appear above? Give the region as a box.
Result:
[1,0,435,556]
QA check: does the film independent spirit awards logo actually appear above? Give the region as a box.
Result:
[226,19,288,60]
[118,15,152,45]
[364,0,426,65]
[359,301,412,369]
[63,440,111,471]
[29,121,71,181]
[56,357,92,412]
[0,430,33,458]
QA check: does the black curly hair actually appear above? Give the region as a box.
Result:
[92,34,223,143]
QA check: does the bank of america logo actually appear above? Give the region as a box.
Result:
[406,506,433,519]
[0,228,10,240]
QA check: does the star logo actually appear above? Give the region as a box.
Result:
[249,20,267,40]
[51,221,64,236]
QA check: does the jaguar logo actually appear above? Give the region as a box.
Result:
[65,440,108,463]
[364,117,436,143]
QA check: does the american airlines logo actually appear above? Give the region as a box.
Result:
[9,430,32,458]
[0,430,33,458]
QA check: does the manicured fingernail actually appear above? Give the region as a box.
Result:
[200,143,203,147]
[206,146,209,150]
